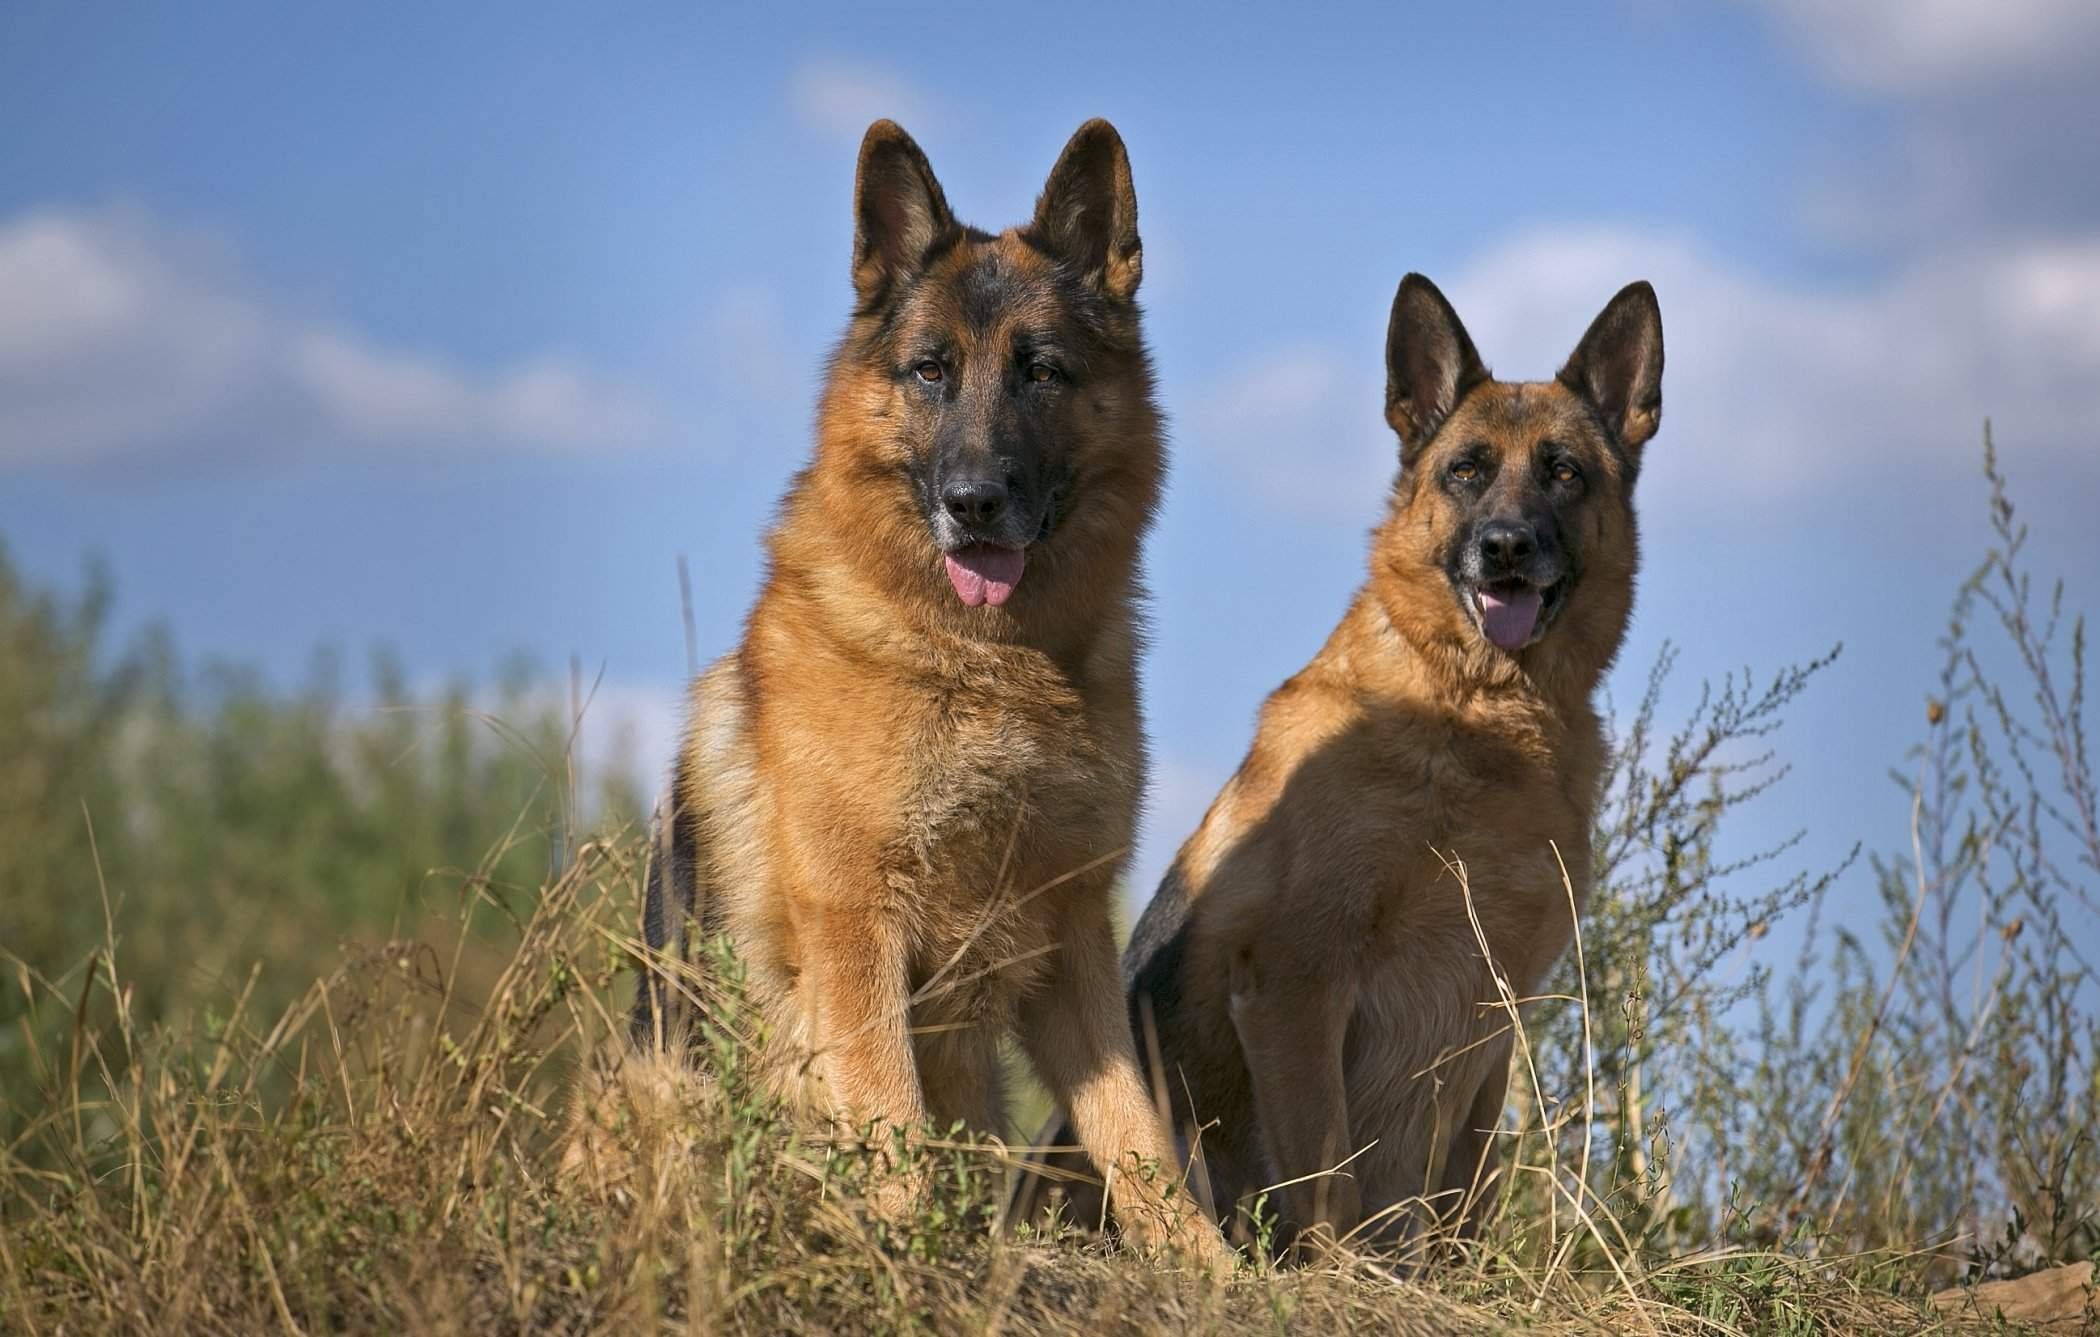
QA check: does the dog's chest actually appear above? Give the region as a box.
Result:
[883,667,1133,1003]
[1362,700,1603,982]
[898,667,1128,863]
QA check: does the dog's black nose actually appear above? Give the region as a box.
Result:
[1477,519,1537,572]
[942,477,1008,528]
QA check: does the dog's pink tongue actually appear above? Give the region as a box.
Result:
[1477,588,1543,651]
[943,545,1026,608]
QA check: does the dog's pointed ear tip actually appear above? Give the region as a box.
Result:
[1050,119,1134,184]
[1617,279,1662,317]
[1065,117,1126,149]
[856,120,925,168]
[1392,273,1457,319]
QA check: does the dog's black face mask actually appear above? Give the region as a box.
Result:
[1382,273,1663,654]
[845,118,1145,610]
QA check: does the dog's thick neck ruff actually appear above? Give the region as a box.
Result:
[1366,528,1640,727]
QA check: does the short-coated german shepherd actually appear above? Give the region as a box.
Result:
[616,118,1220,1257]
[1021,273,1663,1256]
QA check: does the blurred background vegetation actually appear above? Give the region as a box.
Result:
[0,543,646,1123]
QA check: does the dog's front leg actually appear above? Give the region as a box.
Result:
[1228,935,1360,1256]
[804,901,929,1216]
[1019,900,1229,1265]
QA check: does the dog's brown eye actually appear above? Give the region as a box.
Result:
[1450,461,1479,482]
[1553,462,1580,484]
[1029,363,1058,384]
[914,361,943,383]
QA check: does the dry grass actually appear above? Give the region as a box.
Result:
[0,829,1989,1336]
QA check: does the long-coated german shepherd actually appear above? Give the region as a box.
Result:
[1021,273,1664,1256]
[616,118,1221,1258]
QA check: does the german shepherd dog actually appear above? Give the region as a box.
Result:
[620,119,1220,1257]
[1021,274,1663,1256]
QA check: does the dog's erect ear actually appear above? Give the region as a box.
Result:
[1032,119,1142,301]
[1558,281,1663,452]
[1385,273,1487,463]
[852,121,957,305]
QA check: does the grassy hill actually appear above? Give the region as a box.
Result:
[2,442,2091,1333]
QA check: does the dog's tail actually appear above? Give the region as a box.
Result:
[629,754,710,1052]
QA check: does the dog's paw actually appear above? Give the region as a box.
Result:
[864,1166,931,1229]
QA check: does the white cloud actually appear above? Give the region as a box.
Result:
[1752,0,2100,92]
[1184,346,1389,517]
[1753,0,2100,257]
[1193,227,2100,517]
[289,333,655,451]
[567,678,684,802]
[1746,0,2100,264]
[1451,229,2100,495]
[788,58,931,140]
[0,208,661,470]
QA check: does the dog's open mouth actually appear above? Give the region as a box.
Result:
[1473,580,1562,651]
[943,544,1026,608]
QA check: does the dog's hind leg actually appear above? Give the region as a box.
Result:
[1229,933,1361,1255]
[1436,1049,1511,1240]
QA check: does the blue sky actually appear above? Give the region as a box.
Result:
[4,1,2098,910]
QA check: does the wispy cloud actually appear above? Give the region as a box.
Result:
[1191,227,2100,519]
[1751,0,2100,93]
[1183,345,1388,518]
[787,57,931,140]
[1448,228,2100,495]
[1753,0,2100,249]
[569,677,685,799]
[0,208,662,471]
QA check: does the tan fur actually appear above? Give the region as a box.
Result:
[1021,276,1663,1257]
[611,120,1222,1261]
